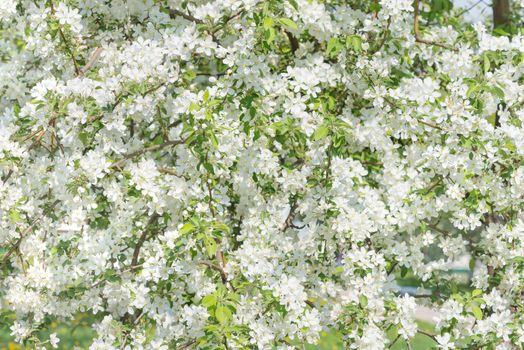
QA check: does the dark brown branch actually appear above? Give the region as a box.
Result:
[168,9,203,24]
[492,0,511,28]
[282,202,298,231]
[178,340,196,349]
[418,119,442,130]
[325,141,333,186]
[2,169,13,183]
[199,260,234,291]
[285,31,299,54]
[158,166,183,178]
[211,9,245,35]
[130,213,160,269]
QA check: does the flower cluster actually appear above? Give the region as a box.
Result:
[1,0,524,349]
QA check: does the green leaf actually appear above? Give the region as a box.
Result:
[346,35,362,52]
[9,209,22,223]
[488,85,505,99]
[215,305,231,324]
[288,0,299,10]
[265,27,276,44]
[203,162,214,174]
[180,223,195,235]
[359,295,368,308]
[326,37,340,56]
[487,113,496,127]
[471,305,483,320]
[183,69,196,82]
[213,223,231,234]
[209,132,219,148]
[263,17,274,30]
[204,237,217,258]
[312,125,329,141]
[471,289,482,297]
[483,55,490,73]
[278,18,298,31]
[400,266,408,278]
[188,102,200,112]
[203,90,210,102]
[469,258,476,270]
[202,294,217,308]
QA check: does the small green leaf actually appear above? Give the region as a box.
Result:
[346,35,362,52]
[483,55,490,73]
[278,18,298,31]
[188,102,200,112]
[265,27,276,44]
[263,17,274,30]
[488,85,505,99]
[400,266,408,278]
[469,258,476,270]
[204,237,217,258]
[209,132,219,148]
[203,90,209,102]
[359,295,368,308]
[487,113,496,127]
[466,83,478,98]
[326,37,340,56]
[9,209,22,223]
[471,289,482,297]
[215,305,231,324]
[213,223,231,234]
[202,294,217,308]
[312,125,329,141]
[180,223,195,235]
[471,305,483,320]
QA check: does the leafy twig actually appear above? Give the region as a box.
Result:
[49,0,81,74]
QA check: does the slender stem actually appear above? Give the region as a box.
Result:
[79,47,103,76]
[389,334,401,348]
[49,0,81,74]
[168,9,203,24]
[417,329,438,342]
[111,138,187,170]
[130,213,159,269]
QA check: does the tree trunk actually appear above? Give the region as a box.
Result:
[493,0,511,28]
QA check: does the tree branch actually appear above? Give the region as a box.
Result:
[199,260,235,291]
[2,200,60,265]
[168,9,203,24]
[111,138,187,170]
[79,47,103,76]
[130,213,160,269]
[285,31,299,54]
[413,0,458,51]
[417,329,438,342]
